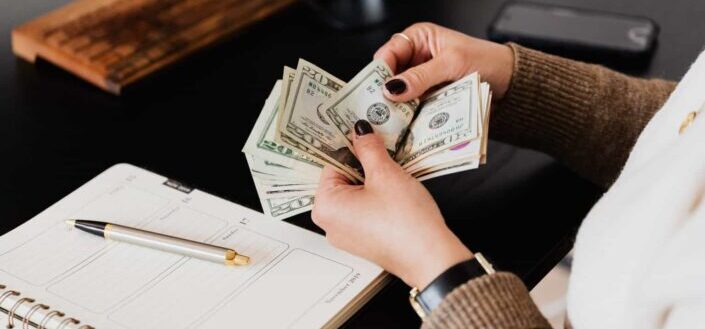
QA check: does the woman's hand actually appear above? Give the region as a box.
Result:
[312,120,473,289]
[375,22,514,101]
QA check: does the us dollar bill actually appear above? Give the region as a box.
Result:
[279,59,363,181]
[479,83,492,164]
[247,154,320,182]
[243,63,493,220]
[245,154,314,220]
[397,73,481,168]
[260,187,316,199]
[323,59,418,160]
[275,66,296,142]
[273,66,324,164]
[263,194,315,219]
[242,80,323,178]
[405,137,482,175]
[414,158,481,182]
[405,80,490,174]
[259,182,317,194]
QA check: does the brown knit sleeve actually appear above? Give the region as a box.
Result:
[421,272,551,329]
[491,44,677,188]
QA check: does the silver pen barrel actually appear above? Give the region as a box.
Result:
[67,220,249,266]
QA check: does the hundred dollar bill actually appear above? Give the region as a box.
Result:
[242,80,323,178]
[279,59,363,181]
[324,59,418,160]
[397,73,481,168]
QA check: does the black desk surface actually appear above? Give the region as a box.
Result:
[1,0,703,327]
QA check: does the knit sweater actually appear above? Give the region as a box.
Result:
[422,44,682,329]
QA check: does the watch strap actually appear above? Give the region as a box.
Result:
[410,253,495,317]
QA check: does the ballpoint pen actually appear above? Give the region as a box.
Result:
[66,219,249,266]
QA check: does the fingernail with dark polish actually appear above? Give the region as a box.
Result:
[354,120,373,136]
[385,79,406,95]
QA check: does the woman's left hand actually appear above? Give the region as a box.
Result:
[312,120,473,289]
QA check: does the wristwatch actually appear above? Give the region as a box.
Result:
[409,253,496,319]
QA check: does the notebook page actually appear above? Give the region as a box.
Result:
[0,163,385,329]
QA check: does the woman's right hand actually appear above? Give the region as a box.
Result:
[375,22,515,101]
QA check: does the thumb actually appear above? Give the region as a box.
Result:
[383,57,452,102]
[352,120,396,179]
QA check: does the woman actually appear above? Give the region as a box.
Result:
[312,23,704,328]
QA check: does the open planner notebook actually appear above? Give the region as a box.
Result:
[0,164,387,329]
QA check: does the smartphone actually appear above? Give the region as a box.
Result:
[488,2,659,68]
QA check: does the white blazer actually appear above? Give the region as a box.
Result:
[568,49,705,328]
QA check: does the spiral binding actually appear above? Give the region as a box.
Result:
[0,284,93,329]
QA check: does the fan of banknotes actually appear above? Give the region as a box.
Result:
[243,59,491,220]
